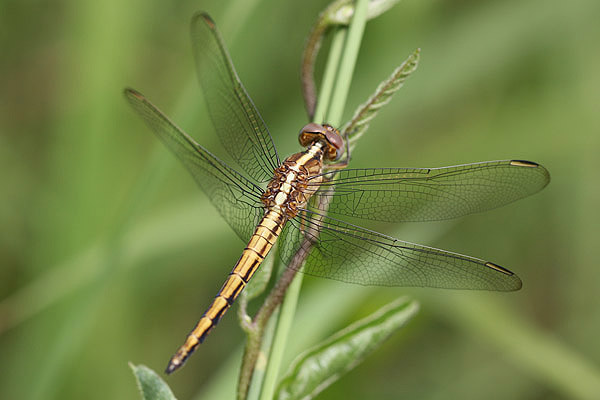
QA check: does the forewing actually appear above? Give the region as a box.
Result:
[125,88,264,242]
[280,210,522,291]
[191,13,280,183]
[309,160,550,222]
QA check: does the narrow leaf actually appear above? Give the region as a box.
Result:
[130,363,177,400]
[275,297,419,400]
[341,49,420,151]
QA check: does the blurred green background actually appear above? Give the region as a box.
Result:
[1,0,599,399]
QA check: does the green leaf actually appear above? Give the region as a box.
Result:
[130,363,177,400]
[275,297,419,400]
[341,49,420,151]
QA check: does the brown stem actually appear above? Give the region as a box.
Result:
[301,19,327,120]
[237,323,262,400]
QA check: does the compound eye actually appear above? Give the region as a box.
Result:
[323,125,344,160]
[299,123,328,147]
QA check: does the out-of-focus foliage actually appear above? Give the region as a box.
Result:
[1,0,599,399]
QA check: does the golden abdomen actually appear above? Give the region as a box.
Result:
[166,209,285,373]
[166,142,326,374]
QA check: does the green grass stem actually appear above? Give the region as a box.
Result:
[313,26,347,124]
[326,0,369,127]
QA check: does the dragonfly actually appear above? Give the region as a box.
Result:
[125,12,550,374]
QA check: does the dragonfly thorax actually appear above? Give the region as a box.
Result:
[261,142,326,219]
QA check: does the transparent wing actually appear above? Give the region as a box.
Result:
[191,12,280,183]
[309,160,550,222]
[280,209,522,291]
[125,88,264,242]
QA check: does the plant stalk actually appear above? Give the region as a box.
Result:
[326,0,369,127]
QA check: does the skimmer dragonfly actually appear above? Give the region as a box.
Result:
[125,13,550,373]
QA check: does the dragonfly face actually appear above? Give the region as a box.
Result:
[124,12,550,373]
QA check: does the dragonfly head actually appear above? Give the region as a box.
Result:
[298,123,345,161]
